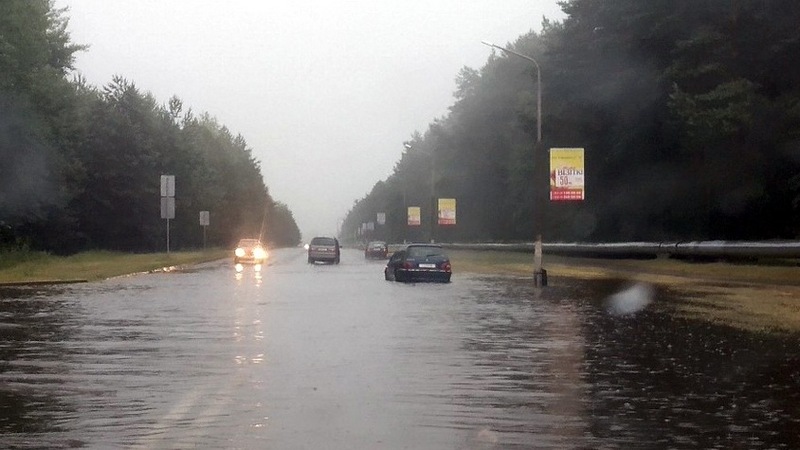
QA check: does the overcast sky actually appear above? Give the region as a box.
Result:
[57,0,566,240]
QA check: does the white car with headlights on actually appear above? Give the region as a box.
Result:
[234,238,268,264]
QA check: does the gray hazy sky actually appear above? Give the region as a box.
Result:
[57,0,565,240]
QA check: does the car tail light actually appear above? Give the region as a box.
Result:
[442,262,452,272]
[403,261,413,269]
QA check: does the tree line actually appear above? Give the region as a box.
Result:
[0,0,301,254]
[343,0,800,243]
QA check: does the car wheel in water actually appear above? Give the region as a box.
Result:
[394,269,404,282]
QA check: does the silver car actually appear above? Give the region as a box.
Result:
[307,236,340,264]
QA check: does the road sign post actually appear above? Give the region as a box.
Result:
[199,211,210,249]
[160,175,175,254]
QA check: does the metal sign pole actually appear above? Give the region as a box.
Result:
[161,175,176,255]
[199,211,210,250]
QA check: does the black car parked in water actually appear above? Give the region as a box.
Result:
[384,244,451,283]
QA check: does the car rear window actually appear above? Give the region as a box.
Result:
[311,237,336,246]
[407,246,445,258]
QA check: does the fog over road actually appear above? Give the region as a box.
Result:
[1,248,798,449]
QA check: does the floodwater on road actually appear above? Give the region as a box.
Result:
[0,248,798,449]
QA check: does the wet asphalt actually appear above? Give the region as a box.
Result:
[1,247,798,449]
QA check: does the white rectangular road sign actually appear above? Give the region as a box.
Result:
[160,175,175,197]
[160,197,175,219]
[199,211,210,226]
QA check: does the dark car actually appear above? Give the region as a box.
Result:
[384,244,451,283]
[308,236,340,264]
[364,241,388,259]
[234,238,268,264]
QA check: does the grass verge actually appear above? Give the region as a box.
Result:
[448,249,800,334]
[0,249,229,285]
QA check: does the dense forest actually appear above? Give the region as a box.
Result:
[343,0,800,244]
[0,1,301,254]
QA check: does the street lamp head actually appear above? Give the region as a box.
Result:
[481,41,504,54]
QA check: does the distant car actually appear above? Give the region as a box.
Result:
[308,236,340,264]
[364,241,388,259]
[384,244,451,283]
[234,238,268,264]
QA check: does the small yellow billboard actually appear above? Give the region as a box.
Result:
[550,148,585,201]
[407,206,421,226]
[437,198,456,225]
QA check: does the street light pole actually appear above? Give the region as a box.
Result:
[482,41,547,286]
[403,143,412,243]
[482,41,541,142]
[405,142,437,243]
[430,153,436,243]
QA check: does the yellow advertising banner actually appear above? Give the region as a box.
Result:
[437,198,456,225]
[550,148,585,201]
[407,206,421,226]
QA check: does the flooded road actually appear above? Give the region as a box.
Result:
[1,248,798,449]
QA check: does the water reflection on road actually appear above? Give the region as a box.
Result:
[0,248,798,449]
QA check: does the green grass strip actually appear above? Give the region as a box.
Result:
[0,249,229,285]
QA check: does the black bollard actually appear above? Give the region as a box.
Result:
[534,268,547,287]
